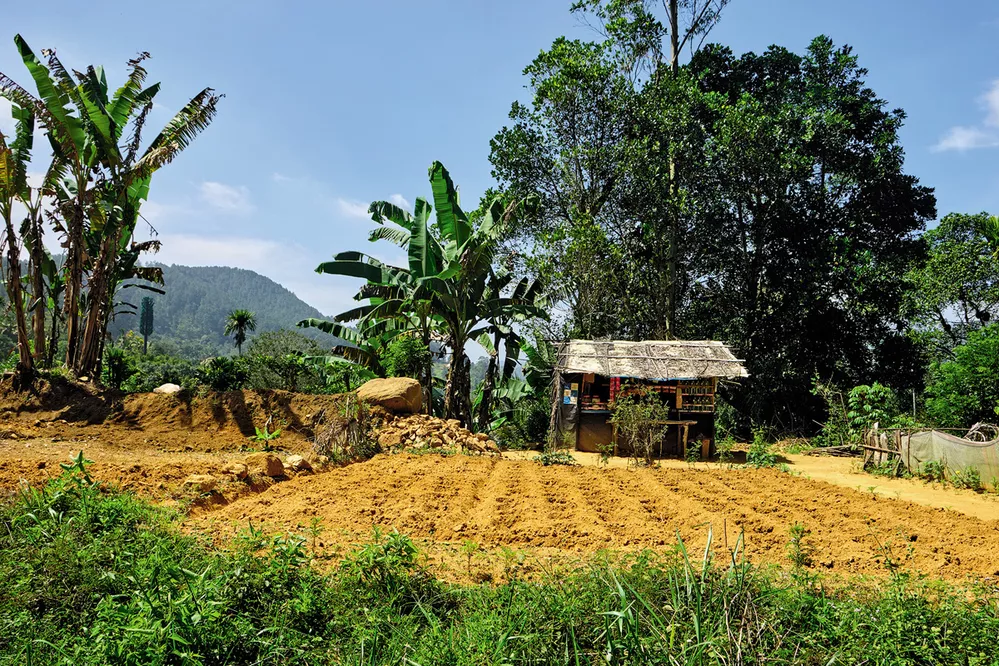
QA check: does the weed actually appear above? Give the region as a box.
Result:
[684,442,701,465]
[460,539,480,575]
[534,450,577,466]
[746,429,779,468]
[716,436,736,465]
[951,466,983,492]
[787,522,814,568]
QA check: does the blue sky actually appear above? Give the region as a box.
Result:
[1,1,998,317]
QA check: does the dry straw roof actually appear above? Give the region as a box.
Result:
[557,339,748,381]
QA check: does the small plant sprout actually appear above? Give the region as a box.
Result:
[787,522,814,568]
[461,539,480,575]
[251,417,282,449]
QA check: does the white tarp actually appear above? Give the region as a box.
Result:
[902,430,999,481]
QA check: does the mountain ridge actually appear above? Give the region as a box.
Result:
[110,264,341,358]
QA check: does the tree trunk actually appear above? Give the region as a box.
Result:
[475,331,501,432]
[64,194,86,368]
[27,215,46,365]
[421,323,433,415]
[443,335,472,427]
[664,0,681,337]
[4,213,33,385]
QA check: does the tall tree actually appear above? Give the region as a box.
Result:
[571,0,733,331]
[907,213,999,357]
[225,309,256,355]
[682,38,935,430]
[139,296,154,354]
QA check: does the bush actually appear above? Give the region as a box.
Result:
[122,354,201,393]
[950,466,983,492]
[746,429,779,468]
[381,335,431,380]
[200,356,248,392]
[610,390,671,464]
[918,459,946,482]
[926,324,999,427]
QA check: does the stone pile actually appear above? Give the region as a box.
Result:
[375,412,500,454]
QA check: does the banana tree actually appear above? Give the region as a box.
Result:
[301,182,448,410]
[982,215,999,256]
[0,36,220,379]
[306,162,546,425]
[0,117,33,381]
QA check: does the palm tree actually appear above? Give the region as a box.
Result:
[225,310,257,355]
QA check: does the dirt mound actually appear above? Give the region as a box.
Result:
[0,379,351,453]
[375,413,499,454]
[192,453,999,581]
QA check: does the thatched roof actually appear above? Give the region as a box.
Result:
[556,340,748,381]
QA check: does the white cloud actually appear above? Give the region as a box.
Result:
[336,198,371,219]
[389,193,411,210]
[934,80,999,152]
[199,181,253,214]
[271,172,292,183]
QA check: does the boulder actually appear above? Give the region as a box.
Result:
[356,377,422,414]
[285,454,312,472]
[224,462,248,479]
[153,383,183,395]
[245,452,284,477]
[183,474,217,492]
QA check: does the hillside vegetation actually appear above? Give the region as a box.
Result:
[109,265,341,358]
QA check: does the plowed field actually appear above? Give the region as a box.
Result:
[192,453,999,581]
[3,383,999,583]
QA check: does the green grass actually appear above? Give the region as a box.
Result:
[4,457,999,664]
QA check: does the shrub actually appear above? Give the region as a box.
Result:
[534,450,577,466]
[610,390,671,464]
[918,459,946,482]
[200,356,248,392]
[122,354,200,393]
[950,466,983,492]
[102,346,136,390]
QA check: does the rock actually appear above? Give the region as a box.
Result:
[379,430,404,449]
[245,452,284,477]
[183,474,217,492]
[285,454,312,472]
[224,462,248,479]
[356,377,422,414]
[153,383,183,395]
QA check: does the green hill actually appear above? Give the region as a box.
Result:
[110,265,341,359]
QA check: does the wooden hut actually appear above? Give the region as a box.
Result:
[553,340,748,458]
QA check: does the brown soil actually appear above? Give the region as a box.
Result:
[192,452,999,582]
[4,380,999,583]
